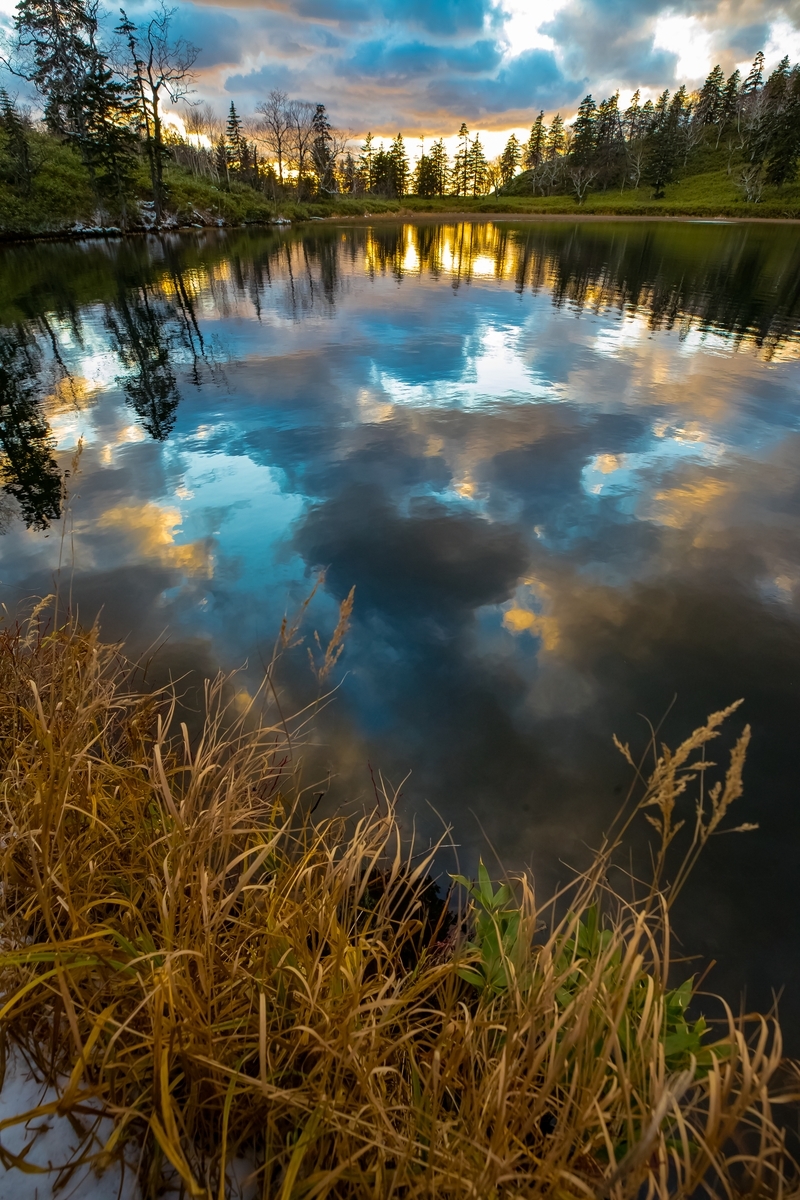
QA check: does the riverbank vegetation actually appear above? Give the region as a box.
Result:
[0,604,797,1197]
[1,0,800,237]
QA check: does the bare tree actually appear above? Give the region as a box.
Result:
[256,89,290,185]
[287,99,315,196]
[118,2,198,224]
[627,140,646,188]
[567,161,598,204]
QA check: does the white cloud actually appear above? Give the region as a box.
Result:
[500,0,568,56]
[653,11,713,80]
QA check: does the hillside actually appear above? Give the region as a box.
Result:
[1,131,798,241]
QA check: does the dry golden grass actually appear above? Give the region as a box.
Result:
[0,605,797,1198]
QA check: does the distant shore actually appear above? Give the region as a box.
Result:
[2,207,800,247]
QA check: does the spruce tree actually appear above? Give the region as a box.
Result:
[414,148,438,196]
[12,0,100,138]
[524,111,546,168]
[696,64,724,126]
[766,67,800,185]
[226,102,244,172]
[452,122,469,194]
[311,103,334,192]
[428,138,448,195]
[358,132,374,192]
[741,50,765,98]
[623,90,642,142]
[0,328,61,530]
[388,133,408,196]
[498,132,520,186]
[571,94,597,165]
[0,88,34,194]
[545,113,565,158]
[467,132,487,194]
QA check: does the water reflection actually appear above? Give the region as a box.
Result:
[0,326,61,529]
[1,220,799,1041]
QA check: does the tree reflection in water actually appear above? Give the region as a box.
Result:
[0,220,798,533]
[0,326,61,530]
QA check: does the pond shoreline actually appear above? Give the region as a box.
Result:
[2,208,799,247]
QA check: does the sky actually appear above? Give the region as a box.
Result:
[1,0,799,147]
[121,0,799,147]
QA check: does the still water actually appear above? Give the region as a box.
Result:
[1,219,800,1033]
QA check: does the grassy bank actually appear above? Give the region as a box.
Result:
[1,131,799,241]
[0,605,797,1198]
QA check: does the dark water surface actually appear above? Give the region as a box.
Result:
[2,219,800,1035]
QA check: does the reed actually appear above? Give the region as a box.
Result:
[0,605,796,1198]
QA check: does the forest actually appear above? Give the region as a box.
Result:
[1,0,800,229]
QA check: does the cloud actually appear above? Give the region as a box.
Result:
[426,46,575,117]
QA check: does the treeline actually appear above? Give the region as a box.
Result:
[506,51,800,203]
[1,0,799,221]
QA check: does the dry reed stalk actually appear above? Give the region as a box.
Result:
[0,606,797,1198]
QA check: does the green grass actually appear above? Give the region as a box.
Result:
[0,601,797,1198]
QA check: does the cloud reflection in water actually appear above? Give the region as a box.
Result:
[1,219,799,1040]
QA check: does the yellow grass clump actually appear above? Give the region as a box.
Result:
[0,604,797,1198]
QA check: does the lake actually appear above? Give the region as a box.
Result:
[1,218,799,1038]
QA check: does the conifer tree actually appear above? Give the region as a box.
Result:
[742,50,765,98]
[451,121,469,194]
[413,140,438,196]
[766,65,800,185]
[697,64,725,126]
[572,94,598,165]
[545,113,565,158]
[311,103,334,192]
[358,131,374,192]
[0,87,34,194]
[428,138,448,194]
[524,111,546,168]
[388,132,408,196]
[623,90,642,142]
[498,131,520,186]
[226,101,244,171]
[466,132,487,194]
[12,0,100,138]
